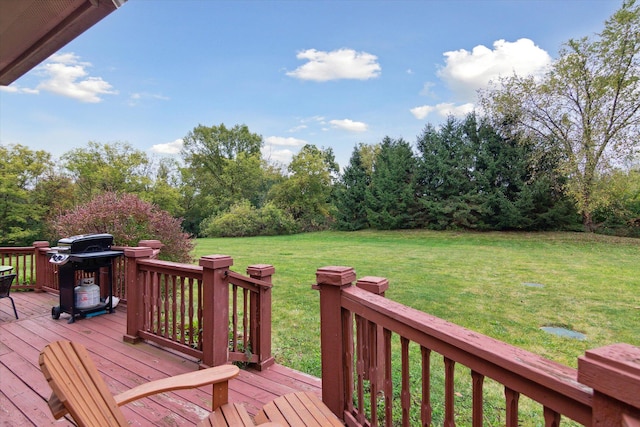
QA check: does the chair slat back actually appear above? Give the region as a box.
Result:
[39,340,128,427]
[0,273,16,297]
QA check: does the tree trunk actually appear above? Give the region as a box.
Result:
[583,210,595,232]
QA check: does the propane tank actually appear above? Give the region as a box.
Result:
[75,278,100,309]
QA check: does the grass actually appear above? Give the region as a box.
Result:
[195,230,640,374]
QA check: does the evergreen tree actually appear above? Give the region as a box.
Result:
[416,117,480,229]
[366,137,418,229]
[468,115,531,229]
[334,144,371,231]
[416,114,578,231]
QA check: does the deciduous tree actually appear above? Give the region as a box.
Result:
[61,141,152,201]
[181,123,269,234]
[269,144,337,231]
[481,0,640,231]
[0,144,57,245]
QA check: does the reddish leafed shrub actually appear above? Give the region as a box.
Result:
[49,192,194,263]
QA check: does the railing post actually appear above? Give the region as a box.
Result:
[578,343,640,425]
[138,240,163,258]
[200,255,234,369]
[315,266,357,420]
[33,241,50,291]
[123,246,154,344]
[247,264,275,371]
[356,276,389,386]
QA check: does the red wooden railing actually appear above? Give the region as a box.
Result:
[123,247,274,370]
[0,243,49,289]
[3,241,274,370]
[315,266,640,427]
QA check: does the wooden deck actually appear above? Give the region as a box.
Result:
[0,291,323,426]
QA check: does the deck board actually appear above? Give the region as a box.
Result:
[0,291,323,426]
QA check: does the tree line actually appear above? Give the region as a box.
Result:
[1,0,638,246]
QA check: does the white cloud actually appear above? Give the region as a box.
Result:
[265,136,307,147]
[36,52,117,103]
[420,82,436,97]
[437,38,551,101]
[410,102,475,120]
[288,124,308,132]
[261,146,296,164]
[150,139,183,155]
[262,136,308,164]
[270,149,295,164]
[329,119,368,132]
[410,105,435,120]
[127,92,170,107]
[287,48,381,82]
[0,85,39,94]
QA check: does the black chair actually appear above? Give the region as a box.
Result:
[0,273,18,319]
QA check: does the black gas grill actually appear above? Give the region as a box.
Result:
[48,234,123,323]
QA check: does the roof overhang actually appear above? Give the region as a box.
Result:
[0,0,125,86]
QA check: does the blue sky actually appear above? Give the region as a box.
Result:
[0,0,621,168]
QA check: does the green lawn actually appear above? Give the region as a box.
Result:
[194,230,640,377]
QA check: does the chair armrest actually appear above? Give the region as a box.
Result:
[114,364,240,406]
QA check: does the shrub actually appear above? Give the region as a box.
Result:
[48,192,194,263]
[201,200,297,237]
[257,202,298,235]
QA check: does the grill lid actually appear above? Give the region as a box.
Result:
[56,233,114,253]
[48,233,122,265]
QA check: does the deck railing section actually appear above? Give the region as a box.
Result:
[123,248,274,369]
[0,243,49,289]
[227,265,275,370]
[315,266,640,427]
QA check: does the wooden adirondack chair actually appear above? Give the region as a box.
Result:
[40,340,342,426]
[39,340,249,426]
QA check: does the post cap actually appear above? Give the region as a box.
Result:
[247,264,275,277]
[578,343,640,408]
[199,255,234,269]
[123,247,154,258]
[316,266,356,286]
[138,240,164,249]
[356,276,389,294]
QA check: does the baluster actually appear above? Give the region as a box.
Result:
[471,371,484,427]
[179,275,186,344]
[156,272,163,335]
[188,276,195,348]
[384,329,392,427]
[145,270,152,332]
[146,270,154,333]
[243,288,249,353]
[401,337,410,427]
[232,285,238,352]
[197,277,203,348]
[163,275,170,336]
[356,314,366,424]
[171,276,178,341]
[343,309,355,414]
[543,406,560,427]
[421,347,432,427]
[505,387,519,427]
[369,321,378,427]
[444,357,455,427]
